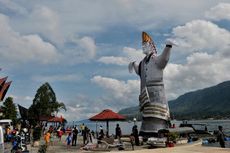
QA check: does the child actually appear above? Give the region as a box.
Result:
[44,131,51,146]
[66,133,72,149]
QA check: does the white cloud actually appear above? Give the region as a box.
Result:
[0,13,60,64]
[164,51,230,100]
[162,19,230,99]
[172,20,230,54]
[28,6,63,44]
[205,3,230,21]
[58,94,123,121]
[98,56,129,65]
[62,36,97,64]
[91,75,139,102]
[98,47,144,66]
[0,0,27,16]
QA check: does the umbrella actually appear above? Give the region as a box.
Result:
[89,109,126,136]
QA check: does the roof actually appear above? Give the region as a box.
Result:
[39,116,53,121]
[48,116,64,123]
[0,77,8,91]
[89,109,126,121]
[0,81,12,101]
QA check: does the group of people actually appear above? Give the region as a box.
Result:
[43,124,81,148]
[98,123,140,146]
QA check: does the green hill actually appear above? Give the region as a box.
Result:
[118,81,230,120]
[169,81,230,119]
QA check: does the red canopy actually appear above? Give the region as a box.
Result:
[89,109,125,136]
[48,116,64,123]
[89,109,126,121]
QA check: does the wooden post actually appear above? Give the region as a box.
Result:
[106,120,109,137]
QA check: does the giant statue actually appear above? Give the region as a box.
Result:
[129,32,175,137]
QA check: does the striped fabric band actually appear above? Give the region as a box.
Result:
[142,103,169,120]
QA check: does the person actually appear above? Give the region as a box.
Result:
[83,126,88,145]
[72,126,78,146]
[91,130,95,139]
[115,124,122,139]
[66,133,72,149]
[57,127,63,141]
[44,130,51,146]
[98,126,104,142]
[50,131,54,146]
[217,126,225,148]
[128,32,176,137]
[132,125,139,146]
[80,123,85,136]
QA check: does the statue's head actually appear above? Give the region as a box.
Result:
[142,32,157,56]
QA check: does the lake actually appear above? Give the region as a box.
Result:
[67,119,230,136]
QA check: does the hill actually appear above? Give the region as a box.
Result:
[169,81,230,119]
[118,81,230,120]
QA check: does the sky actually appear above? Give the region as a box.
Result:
[0,0,230,121]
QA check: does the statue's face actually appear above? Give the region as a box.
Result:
[142,42,152,55]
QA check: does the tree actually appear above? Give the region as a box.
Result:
[29,82,66,119]
[1,97,17,122]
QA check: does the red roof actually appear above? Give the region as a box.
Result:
[39,116,53,121]
[0,77,8,88]
[0,81,12,101]
[89,109,126,121]
[48,116,64,123]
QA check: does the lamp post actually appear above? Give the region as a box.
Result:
[133,117,137,126]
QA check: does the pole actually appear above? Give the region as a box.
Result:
[106,120,109,137]
[96,121,98,138]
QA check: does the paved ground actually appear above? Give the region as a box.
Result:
[3,135,230,153]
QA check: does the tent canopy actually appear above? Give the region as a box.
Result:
[48,116,64,123]
[89,109,126,136]
[89,109,126,121]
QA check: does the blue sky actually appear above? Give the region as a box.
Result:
[0,0,230,121]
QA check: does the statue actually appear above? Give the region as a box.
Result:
[128,32,175,137]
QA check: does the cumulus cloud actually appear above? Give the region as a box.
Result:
[171,20,230,54]
[0,13,60,64]
[205,3,230,21]
[164,52,230,100]
[98,47,144,66]
[28,6,63,44]
[98,56,128,65]
[58,94,125,121]
[0,0,27,16]
[164,19,230,99]
[62,36,97,64]
[91,75,139,102]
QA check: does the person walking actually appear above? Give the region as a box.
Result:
[72,127,78,146]
[66,133,72,149]
[217,126,225,148]
[115,124,122,139]
[132,125,139,146]
[44,130,51,146]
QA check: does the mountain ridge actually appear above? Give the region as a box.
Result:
[118,80,230,120]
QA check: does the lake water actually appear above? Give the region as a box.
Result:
[67,119,230,136]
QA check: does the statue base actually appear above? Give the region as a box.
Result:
[139,117,169,140]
